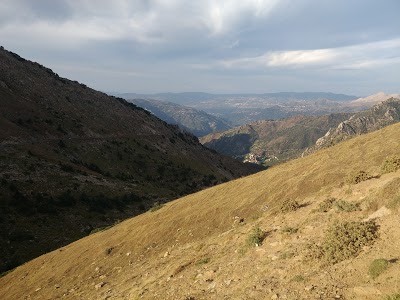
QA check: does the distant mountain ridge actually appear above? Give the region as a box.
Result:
[115,92,359,125]
[350,92,400,107]
[200,113,352,166]
[303,97,400,155]
[128,98,232,137]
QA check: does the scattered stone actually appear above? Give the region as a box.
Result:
[271,294,279,299]
[35,288,41,292]
[164,251,170,257]
[95,282,107,290]
[126,252,131,256]
[305,285,315,292]
[203,270,215,281]
[224,279,232,286]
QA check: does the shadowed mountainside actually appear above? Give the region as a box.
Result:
[0,47,262,273]
[127,98,232,137]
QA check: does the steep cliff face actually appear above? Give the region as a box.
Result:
[304,98,400,155]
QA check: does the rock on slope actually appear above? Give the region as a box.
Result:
[0,47,262,273]
[304,98,400,155]
[200,113,352,166]
[127,98,232,137]
[1,122,399,300]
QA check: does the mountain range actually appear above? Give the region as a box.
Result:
[127,98,232,137]
[201,98,400,166]
[116,92,360,125]
[0,47,261,273]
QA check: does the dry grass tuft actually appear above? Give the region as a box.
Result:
[280,199,300,213]
[368,258,389,279]
[310,220,379,264]
[345,170,372,184]
[381,155,400,174]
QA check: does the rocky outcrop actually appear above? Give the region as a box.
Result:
[303,98,400,155]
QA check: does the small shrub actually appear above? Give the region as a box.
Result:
[279,251,295,260]
[345,170,372,184]
[246,227,265,247]
[310,220,379,264]
[368,258,389,279]
[281,226,299,234]
[149,202,164,212]
[89,225,112,235]
[385,293,400,300]
[381,155,400,174]
[387,195,400,210]
[291,275,304,282]
[316,197,336,212]
[105,247,114,255]
[195,257,210,265]
[280,199,300,213]
[334,200,361,212]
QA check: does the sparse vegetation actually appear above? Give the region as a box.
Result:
[105,247,114,255]
[279,250,295,260]
[368,258,389,279]
[149,202,164,212]
[316,197,336,212]
[246,227,265,247]
[310,220,379,264]
[195,257,210,265]
[291,274,305,282]
[345,170,372,184]
[381,155,400,174]
[280,199,300,213]
[384,293,400,300]
[387,194,400,210]
[334,200,361,212]
[281,226,299,234]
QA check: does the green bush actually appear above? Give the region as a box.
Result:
[291,275,304,282]
[385,293,400,300]
[246,227,265,247]
[345,170,372,184]
[149,202,164,212]
[195,257,210,265]
[368,258,389,279]
[316,197,336,212]
[381,155,400,174]
[334,200,361,212]
[281,226,299,234]
[310,220,379,264]
[280,199,300,213]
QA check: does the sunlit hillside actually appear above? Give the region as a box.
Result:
[1,123,400,300]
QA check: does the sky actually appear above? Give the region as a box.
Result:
[1,0,399,96]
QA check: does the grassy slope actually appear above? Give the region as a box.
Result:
[1,122,399,299]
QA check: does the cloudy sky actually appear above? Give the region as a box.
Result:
[1,0,399,96]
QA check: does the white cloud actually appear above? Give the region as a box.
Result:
[220,38,400,70]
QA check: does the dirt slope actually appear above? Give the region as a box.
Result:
[1,123,400,300]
